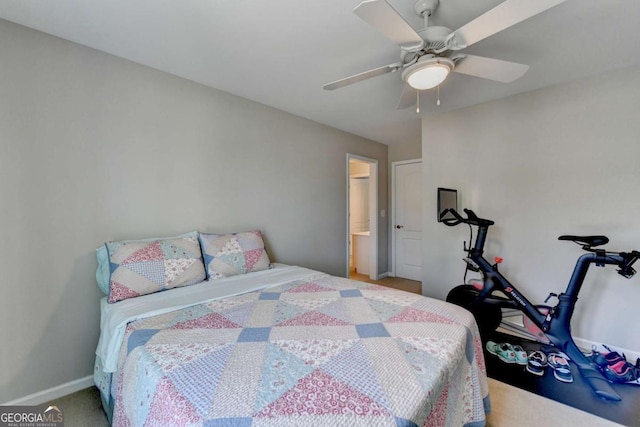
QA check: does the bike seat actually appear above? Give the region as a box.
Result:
[558,235,609,247]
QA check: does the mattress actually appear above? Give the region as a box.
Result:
[94,265,489,426]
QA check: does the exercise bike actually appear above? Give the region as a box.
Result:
[441,208,640,402]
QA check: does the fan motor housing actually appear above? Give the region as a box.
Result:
[418,26,452,46]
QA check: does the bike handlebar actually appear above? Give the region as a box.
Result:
[440,208,495,227]
[619,250,640,278]
[440,209,640,277]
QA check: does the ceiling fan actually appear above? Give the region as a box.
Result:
[323,0,566,109]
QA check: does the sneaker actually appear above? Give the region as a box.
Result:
[548,353,573,383]
[587,344,626,369]
[486,341,516,363]
[526,351,547,376]
[512,345,529,366]
[602,359,640,385]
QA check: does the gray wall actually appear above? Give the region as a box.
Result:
[388,140,421,164]
[0,19,388,402]
[421,64,640,354]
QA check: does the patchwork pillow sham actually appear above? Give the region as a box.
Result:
[96,246,113,294]
[199,230,271,280]
[95,231,198,295]
[103,231,206,303]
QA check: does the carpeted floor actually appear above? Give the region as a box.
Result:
[46,380,622,427]
[44,386,109,427]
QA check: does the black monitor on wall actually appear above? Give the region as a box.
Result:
[437,188,457,222]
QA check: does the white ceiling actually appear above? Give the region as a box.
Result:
[1,0,639,145]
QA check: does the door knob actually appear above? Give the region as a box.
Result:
[396,225,404,229]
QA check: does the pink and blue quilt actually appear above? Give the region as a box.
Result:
[106,272,489,426]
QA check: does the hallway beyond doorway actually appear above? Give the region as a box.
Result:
[349,272,421,295]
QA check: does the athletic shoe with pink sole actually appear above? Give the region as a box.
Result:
[587,344,627,370]
[603,359,640,385]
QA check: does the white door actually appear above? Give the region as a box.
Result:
[394,161,422,281]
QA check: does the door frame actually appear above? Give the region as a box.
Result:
[346,154,378,279]
[391,158,422,278]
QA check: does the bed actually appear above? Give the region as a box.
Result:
[94,232,489,426]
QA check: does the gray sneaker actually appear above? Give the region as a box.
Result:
[526,351,547,376]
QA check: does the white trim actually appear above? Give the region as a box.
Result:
[390,158,422,278]
[346,154,379,281]
[573,337,640,363]
[2,375,94,406]
[368,161,378,280]
[349,173,369,178]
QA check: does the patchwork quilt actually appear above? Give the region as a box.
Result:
[105,272,489,426]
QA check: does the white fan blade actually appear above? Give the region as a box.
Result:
[449,0,566,49]
[323,63,401,90]
[354,0,423,47]
[453,54,529,83]
[396,84,416,110]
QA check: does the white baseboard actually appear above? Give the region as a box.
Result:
[2,375,94,406]
[573,337,640,362]
[376,272,390,280]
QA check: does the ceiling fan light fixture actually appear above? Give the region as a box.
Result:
[403,57,454,90]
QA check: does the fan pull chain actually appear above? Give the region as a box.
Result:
[416,90,420,114]
[437,85,441,106]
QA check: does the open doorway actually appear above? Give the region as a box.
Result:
[346,154,378,280]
